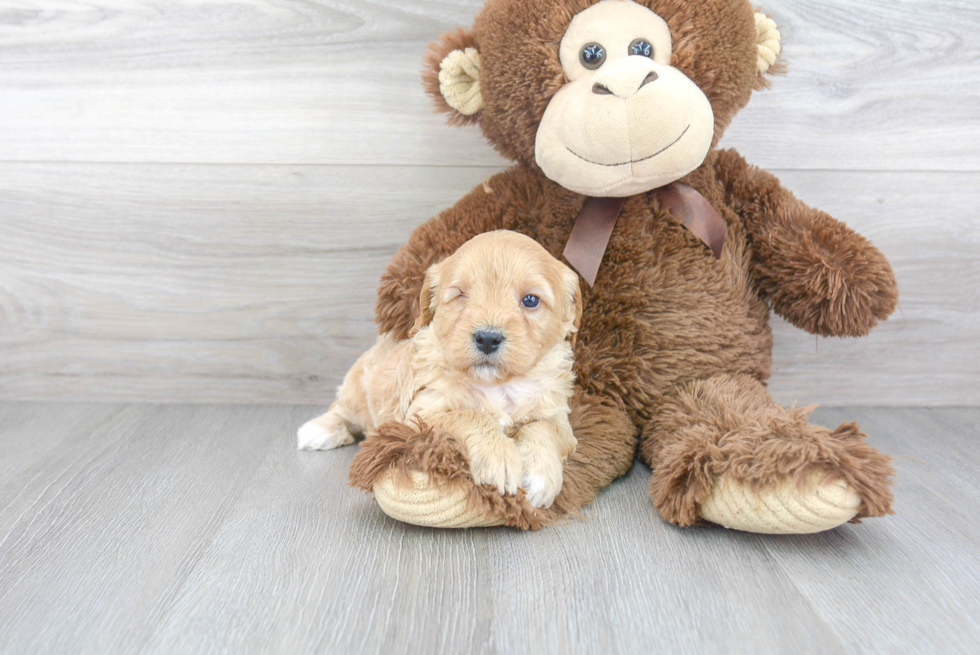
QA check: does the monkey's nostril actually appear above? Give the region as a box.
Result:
[592,83,613,95]
[639,71,659,89]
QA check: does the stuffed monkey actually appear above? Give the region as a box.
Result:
[336,0,897,533]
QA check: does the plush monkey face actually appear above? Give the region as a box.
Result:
[423,0,782,196]
[535,0,714,196]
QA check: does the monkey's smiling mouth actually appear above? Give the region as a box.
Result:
[566,124,690,167]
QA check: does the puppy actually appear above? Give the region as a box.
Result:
[297,230,581,508]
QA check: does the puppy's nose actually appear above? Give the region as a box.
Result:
[473,328,505,355]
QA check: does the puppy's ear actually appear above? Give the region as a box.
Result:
[410,262,442,336]
[560,267,583,348]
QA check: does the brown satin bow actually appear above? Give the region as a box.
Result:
[562,182,726,286]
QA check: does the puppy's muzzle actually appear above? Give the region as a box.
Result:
[473,328,505,355]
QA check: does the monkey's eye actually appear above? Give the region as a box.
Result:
[629,39,654,58]
[580,43,606,70]
[521,294,540,309]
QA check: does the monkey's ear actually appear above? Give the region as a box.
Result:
[422,28,483,126]
[754,12,784,89]
[410,262,442,336]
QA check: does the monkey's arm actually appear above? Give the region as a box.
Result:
[715,149,898,337]
[376,167,524,340]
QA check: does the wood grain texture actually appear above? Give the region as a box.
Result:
[761,407,980,655]
[0,403,307,655]
[0,402,124,484]
[0,0,977,170]
[2,164,976,405]
[0,403,978,654]
[1,0,977,405]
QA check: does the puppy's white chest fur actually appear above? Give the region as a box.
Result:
[472,378,542,424]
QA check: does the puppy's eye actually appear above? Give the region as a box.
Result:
[444,287,465,302]
[629,39,654,58]
[521,294,540,309]
[580,43,606,70]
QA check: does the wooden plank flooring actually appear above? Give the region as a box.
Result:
[1,403,978,654]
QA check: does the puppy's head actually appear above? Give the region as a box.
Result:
[412,230,581,383]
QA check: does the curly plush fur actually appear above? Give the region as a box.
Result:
[351,0,897,530]
[351,389,638,529]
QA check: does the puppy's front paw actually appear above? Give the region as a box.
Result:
[521,458,564,509]
[297,417,354,450]
[468,438,522,496]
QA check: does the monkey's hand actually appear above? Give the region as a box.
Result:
[716,149,898,337]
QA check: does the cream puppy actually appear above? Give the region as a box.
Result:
[297,230,581,508]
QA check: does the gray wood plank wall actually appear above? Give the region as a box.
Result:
[1,0,978,405]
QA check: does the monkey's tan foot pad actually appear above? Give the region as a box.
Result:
[699,472,861,534]
[373,470,504,529]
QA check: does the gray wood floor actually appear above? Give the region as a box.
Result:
[1,404,978,654]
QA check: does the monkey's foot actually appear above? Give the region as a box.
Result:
[349,419,556,530]
[373,470,504,529]
[699,471,862,534]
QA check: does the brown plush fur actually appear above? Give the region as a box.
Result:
[716,149,899,337]
[361,0,898,529]
[350,389,637,529]
[641,373,894,526]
